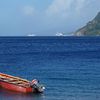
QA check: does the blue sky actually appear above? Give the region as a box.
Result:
[0,0,100,36]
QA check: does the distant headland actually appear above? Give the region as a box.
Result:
[75,12,100,36]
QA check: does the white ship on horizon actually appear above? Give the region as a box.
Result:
[27,34,36,37]
[56,32,64,36]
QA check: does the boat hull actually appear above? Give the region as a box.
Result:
[0,73,45,93]
[0,80,33,93]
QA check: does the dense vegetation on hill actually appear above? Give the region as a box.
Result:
[75,12,100,36]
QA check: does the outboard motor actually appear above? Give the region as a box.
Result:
[30,79,45,93]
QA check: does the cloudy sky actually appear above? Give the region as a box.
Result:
[0,0,100,36]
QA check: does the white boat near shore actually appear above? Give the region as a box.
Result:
[56,32,65,36]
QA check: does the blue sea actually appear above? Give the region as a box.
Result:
[0,36,100,100]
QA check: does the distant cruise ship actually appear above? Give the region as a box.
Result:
[56,32,64,36]
[27,34,36,36]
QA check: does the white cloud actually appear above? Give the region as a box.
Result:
[45,0,91,18]
[46,0,73,17]
[22,6,35,16]
[75,0,87,13]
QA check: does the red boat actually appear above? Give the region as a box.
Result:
[0,73,45,93]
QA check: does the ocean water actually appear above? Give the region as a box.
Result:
[0,36,100,100]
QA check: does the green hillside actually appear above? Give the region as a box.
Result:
[75,12,100,36]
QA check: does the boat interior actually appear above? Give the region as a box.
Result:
[0,73,30,87]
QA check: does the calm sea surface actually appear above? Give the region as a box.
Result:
[0,36,100,100]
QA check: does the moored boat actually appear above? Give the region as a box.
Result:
[0,73,45,93]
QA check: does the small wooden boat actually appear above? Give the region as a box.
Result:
[0,73,45,93]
